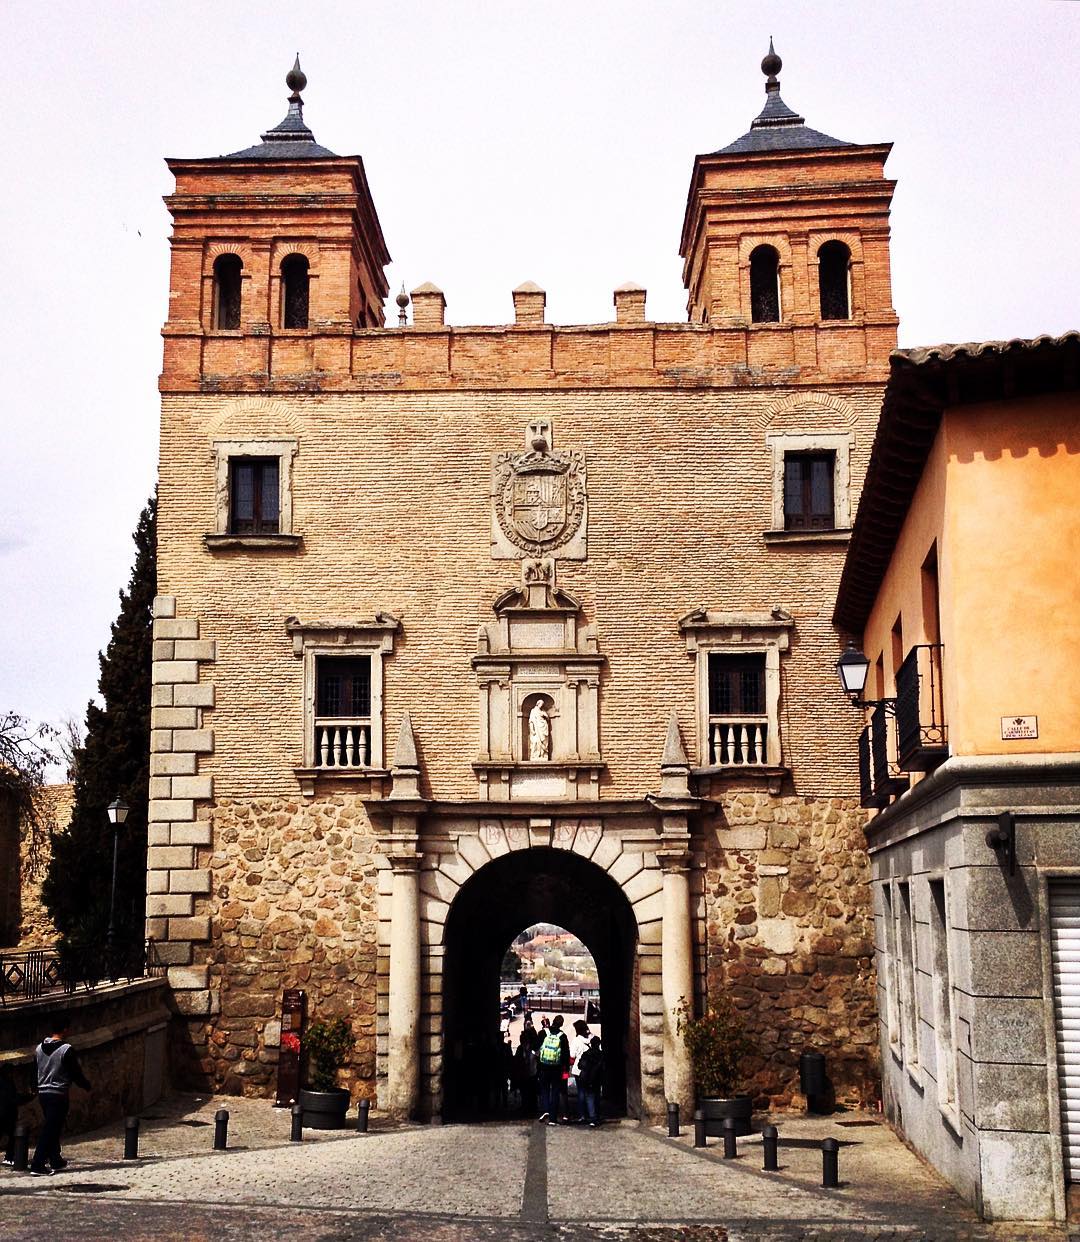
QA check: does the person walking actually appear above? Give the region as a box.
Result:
[29,1016,90,1176]
[576,1035,605,1127]
[536,1014,570,1124]
[568,1019,591,1121]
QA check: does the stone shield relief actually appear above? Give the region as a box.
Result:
[490,418,587,560]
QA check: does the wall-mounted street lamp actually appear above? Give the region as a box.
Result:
[986,811,1016,875]
[836,644,872,707]
[106,796,130,953]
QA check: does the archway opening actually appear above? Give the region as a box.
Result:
[441,848,638,1122]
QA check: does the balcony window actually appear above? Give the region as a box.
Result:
[859,702,908,809]
[707,653,768,766]
[895,644,948,771]
[315,656,372,769]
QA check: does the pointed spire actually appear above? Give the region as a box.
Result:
[392,712,419,769]
[224,54,337,159]
[661,711,689,768]
[714,39,850,154]
[761,37,782,89]
[389,712,423,801]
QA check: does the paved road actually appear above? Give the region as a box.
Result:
[0,1094,1074,1240]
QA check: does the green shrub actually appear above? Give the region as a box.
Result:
[677,996,750,1098]
[305,1017,352,1092]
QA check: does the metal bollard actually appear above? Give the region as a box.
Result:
[124,1116,140,1160]
[214,1108,229,1151]
[666,1101,680,1138]
[356,1098,370,1133]
[290,1103,303,1142]
[12,1123,29,1170]
[822,1136,840,1188]
[693,1108,706,1148]
[722,1116,738,1159]
[762,1123,779,1171]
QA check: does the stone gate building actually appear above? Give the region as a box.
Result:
[148,47,895,1120]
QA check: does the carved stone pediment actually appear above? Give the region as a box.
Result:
[473,563,604,802]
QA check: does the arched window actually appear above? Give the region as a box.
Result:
[818,241,852,320]
[212,255,242,330]
[749,245,781,323]
[281,254,310,329]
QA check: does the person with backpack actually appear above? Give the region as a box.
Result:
[28,1015,91,1176]
[575,1035,604,1127]
[536,1014,570,1124]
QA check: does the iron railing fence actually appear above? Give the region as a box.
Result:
[0,939,164,1005]
[869,701,908,807]
[896,644,948,771]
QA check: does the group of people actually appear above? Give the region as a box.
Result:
[507,1013,604,1126]
[2,1014,91,1176]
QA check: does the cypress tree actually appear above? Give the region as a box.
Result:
[44,496,156,956]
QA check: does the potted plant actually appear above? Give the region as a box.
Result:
[299,1016,352,1130]
[678,996,753,1136]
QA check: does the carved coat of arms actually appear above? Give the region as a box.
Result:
[491,420,587,559]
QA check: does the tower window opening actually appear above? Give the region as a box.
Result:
[749,245,781,323]
[212,254,243,330]
[818,241,852,320]
[281,254,310,329]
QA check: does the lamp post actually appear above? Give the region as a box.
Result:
[106,797,130,957]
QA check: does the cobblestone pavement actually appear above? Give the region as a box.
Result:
[1,1094,1076,1240]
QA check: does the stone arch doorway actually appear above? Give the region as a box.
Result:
[441,847,639,1121]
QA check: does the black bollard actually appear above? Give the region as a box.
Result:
[822,1136,840,1188]
[12,1123,29,1171]
[762,1124,779,1171]
[722,1116,738,1159]
[356,1098,370,1133]
[693,1108,706,1148]
[290,1103,303,1142]
[124,1116,140,1160]
[666,1101,680,1138]
[214,1108,229,1151]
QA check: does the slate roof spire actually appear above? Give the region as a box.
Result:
[224,55,338,159]
[716,39,851,155]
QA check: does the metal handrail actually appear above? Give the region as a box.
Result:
[0,939,164,1005]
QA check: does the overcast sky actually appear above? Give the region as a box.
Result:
[3,0,1077,758]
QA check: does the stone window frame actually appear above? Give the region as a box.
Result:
[286,615,401,796]
[205,439,301,551]
[927,872,960,1128]
[679,610,792,775]
[764,431,854,544]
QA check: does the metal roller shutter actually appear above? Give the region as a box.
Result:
[1050,881,1080,1182]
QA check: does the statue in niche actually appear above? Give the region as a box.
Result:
[528,700,551,761]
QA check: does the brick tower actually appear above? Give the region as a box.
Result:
[161,57,390,392]
[680,40,897,376]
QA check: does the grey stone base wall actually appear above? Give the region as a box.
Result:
[869,756,1080,1222]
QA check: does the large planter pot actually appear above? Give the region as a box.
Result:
[700,1094,753,1137]
[299,1087,351,1130]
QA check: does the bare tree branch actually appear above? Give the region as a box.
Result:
[0,712,59,877]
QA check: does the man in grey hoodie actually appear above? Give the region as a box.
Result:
[29,1015,91,1176]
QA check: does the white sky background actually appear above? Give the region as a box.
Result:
[3,0,1078,756]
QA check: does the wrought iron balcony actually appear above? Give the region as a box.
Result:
[858,702,908,809]
[896,644,948,771]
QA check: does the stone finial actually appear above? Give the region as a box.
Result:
[286,54,307,101]
[512,282,546,325]
[614,282,647,324]
[410,282,446,327]
[658,711,691,798]
[395,284,410,327]
[389,713,422,800]
[761,37,782,86]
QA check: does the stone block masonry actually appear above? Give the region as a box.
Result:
[147,594,216,1011]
